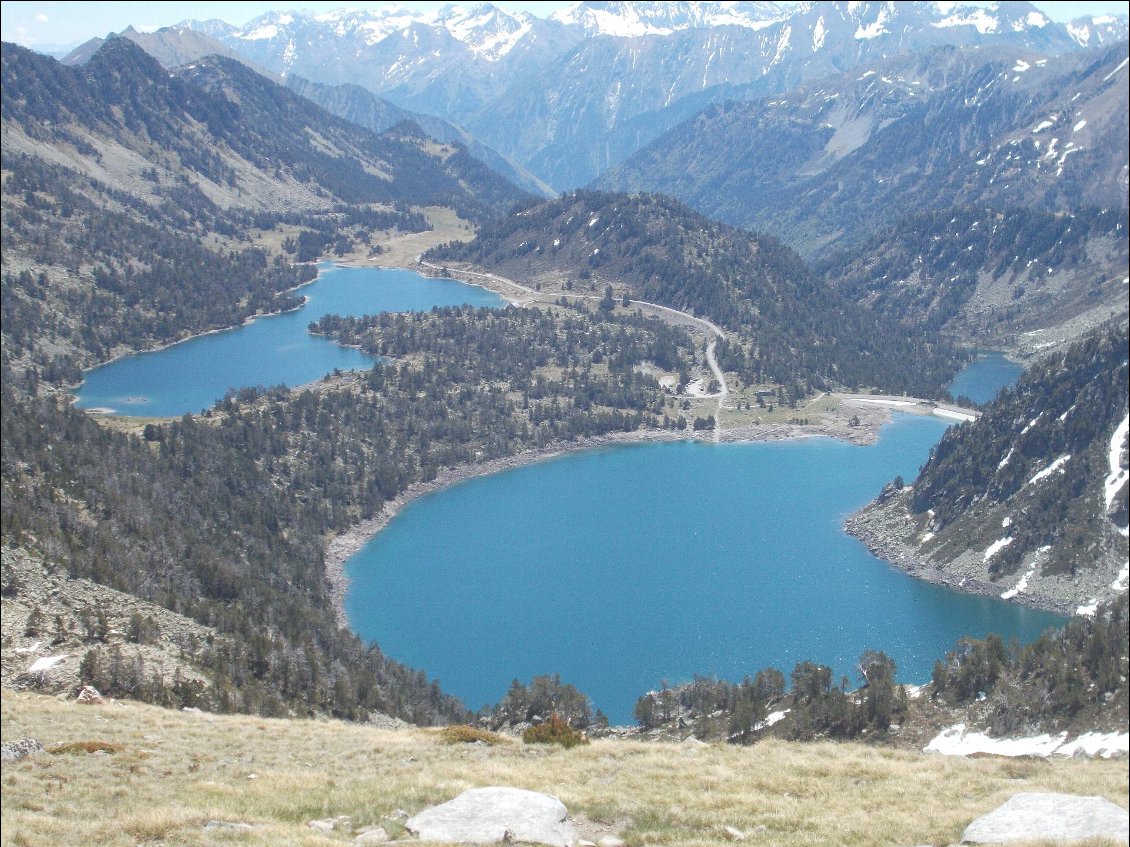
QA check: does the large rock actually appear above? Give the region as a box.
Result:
[406,787,575,847]
[962,793,1129,844]
[0,737,44,762]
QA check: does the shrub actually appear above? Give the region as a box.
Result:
[522,714,588,749]
[437,725,505,745]
[49,740,125,755]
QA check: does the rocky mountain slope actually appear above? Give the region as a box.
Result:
[60,28,551,199]
[176,1,1127,189]
[597,42,1130,257]
[4,37,524,224]
[847,323,1129,615]
[816,204,1128,346]
[427,190,963,396]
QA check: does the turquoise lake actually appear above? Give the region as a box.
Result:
[73,264,504,417]
[346,414,1063,725]
[949,351,1024,406]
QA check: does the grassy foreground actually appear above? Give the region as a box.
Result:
[2,690,1126,847]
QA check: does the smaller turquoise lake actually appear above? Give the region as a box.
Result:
[949,351,1024,406]
[73,265,504,417]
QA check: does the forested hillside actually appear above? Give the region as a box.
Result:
[629,594,1128,742]
[0,37,538,722]
[848,323,1129,613]
[428,191,964,398]
[1,305,700,719]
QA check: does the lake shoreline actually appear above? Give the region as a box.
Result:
[842,501,1075,617]
[68,282,317,414]
[322,401,915,628]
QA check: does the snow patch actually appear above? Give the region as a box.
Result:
[1104,57,1129,82]
[855,20,886,39]
[1031,118,1055,133]
[812,17,826,51]
[1073,119,1087,132]
[588,216,599,228]
[755,709,790,730]
[241,23,279,40]
[27,655,67,673]
[933,8,998,34]
[983,537,1014,562]
[1012,59,1029,73]
[1055,731,1130,758]
[926,724,1128,758]
[1000,563,1034,599]
[1104,413,1129,511]
[1028,454,1071,486]
[997,447,1014,470]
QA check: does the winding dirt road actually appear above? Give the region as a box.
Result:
[418,260,730,440]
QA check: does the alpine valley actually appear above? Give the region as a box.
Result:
[1,3,1128,844]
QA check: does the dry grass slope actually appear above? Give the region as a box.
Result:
[2,690,1126,847]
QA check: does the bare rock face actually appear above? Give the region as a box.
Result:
[406,787,575,847]
[961,793,1129,844]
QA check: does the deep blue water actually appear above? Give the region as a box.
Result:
[949,351,1024,406]
[345,414,1064,724]
[73,265,503,417]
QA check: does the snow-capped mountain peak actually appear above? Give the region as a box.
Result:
[430,4,537,60]
[1065,13,1130,48]
[217,3,539,60]
[549,1,787,37]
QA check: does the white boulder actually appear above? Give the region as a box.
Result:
[406,787,575,847]
[962,793,1129,844]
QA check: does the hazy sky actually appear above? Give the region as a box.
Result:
[2,0,1126,50]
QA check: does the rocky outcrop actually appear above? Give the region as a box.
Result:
[849,490,1111,618]
[0,737,44,762]
[1,547,221,695]
[406,788,576,847]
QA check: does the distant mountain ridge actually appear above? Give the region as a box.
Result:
[284,76,553,198]
[166,1,1127,189]
[598,42,1130,255]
